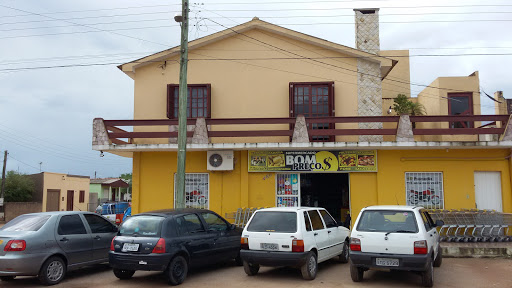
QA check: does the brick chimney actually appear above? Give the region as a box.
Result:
[354,8,383,142]
[354,8,380,54]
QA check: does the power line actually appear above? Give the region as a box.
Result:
[7,154,41,172]
[0,4,170,47]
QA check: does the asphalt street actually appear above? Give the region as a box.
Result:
[1,257,511,288]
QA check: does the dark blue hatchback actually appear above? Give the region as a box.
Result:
[109,208,242,285]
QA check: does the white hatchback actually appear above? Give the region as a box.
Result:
[349,205,444,287]
[240,207,350,280]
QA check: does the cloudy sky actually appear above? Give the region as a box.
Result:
[0,0,511,177]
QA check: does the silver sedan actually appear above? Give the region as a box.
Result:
[0,211,117,285]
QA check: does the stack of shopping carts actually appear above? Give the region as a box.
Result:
[429,209,512,242]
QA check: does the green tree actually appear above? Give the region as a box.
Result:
[4,171,34,202]
[392,94,426,116]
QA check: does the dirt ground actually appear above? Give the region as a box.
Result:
[1,257,511,288]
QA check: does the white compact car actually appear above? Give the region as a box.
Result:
[349,205,444,287]
[240,207,350,280]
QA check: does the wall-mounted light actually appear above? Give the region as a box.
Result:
[100,151,104,157]
[174,13,183,23]
[387,106,393,114]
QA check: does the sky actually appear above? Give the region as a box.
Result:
[0,0,511,178]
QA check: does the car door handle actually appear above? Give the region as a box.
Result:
[328,230,332,234]
[94,236,101,240]
[60,237,69,242]
[314,233,318,236]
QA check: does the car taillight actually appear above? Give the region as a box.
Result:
[152,238,166,254]
[350,237,361,251]
[4,240,26,252]
[292,239,304,252]
[414,240,428,254]
[115,214,123,224]
[241,237,249,250]
[110,237,116,251]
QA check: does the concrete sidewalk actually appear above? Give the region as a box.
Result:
[442,241,512,258]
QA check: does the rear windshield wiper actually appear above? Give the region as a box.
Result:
[385,230,415,236]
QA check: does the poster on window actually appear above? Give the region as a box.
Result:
[249,150,377,172]
[174,173,209,209]
[405,172,444,209]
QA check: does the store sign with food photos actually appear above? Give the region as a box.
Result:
[248,150,377,172]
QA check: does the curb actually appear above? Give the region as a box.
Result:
[442,246,512,258]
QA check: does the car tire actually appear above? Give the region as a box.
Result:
[113,268,135,280]
[338,241,349,263]
[421,257,434,287]
[349,260,364,282]
[0,276,15,281]
[166,255,188,286]
[434,247,442,267]
[300,251,317,280]
[234,252,243,266]
[38,256,66,286]
[243,261,260,276]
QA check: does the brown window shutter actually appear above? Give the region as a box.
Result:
[167,84,173,119]
[206,84,212,118]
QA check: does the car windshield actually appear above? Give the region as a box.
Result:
[1,214,51,232]
[119,215,163,237]
[247,211,297,233]
[356,210,418,233]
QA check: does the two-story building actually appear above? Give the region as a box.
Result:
[93,9,512,222]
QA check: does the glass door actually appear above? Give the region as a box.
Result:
[276,174,300,207]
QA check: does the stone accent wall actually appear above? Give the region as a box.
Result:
[355,9,383,142]
[92,118,109,146]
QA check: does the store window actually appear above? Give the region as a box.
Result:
[174,173,209,209]
[276,174,300,207]
[167,84,211,119]
[448,92,473,128]
[405,172,444,209]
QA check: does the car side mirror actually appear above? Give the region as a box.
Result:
[230,224,236,230]
[435,220,444,227]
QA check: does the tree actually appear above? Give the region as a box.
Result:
[4,171,34,202]
[392,94,426,116]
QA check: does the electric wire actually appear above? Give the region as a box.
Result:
[7,154,40,172]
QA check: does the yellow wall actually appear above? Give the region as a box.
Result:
[41,173,90,212]
[132,149,512,222]
[380,50,411,99]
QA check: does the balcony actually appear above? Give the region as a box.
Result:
[92,114,512,152]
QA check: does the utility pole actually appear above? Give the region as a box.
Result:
[1,150,7,219]
[175,0,189,209]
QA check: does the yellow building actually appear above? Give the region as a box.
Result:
[29,172,90,212]
[93,9,512,223]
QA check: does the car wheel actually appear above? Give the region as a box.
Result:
[350,260,364,282]
[166,256,188,286]
[243,261,260,276]
[0,276,15,281]
[434,247,442,267]
[234,252,243,266]
[421,257,434,287]
[38,256,66,286]
[300,251,317,280]
[113,268,135,280]
[338,241,349,263]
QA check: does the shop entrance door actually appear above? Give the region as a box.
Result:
[300,173,349,225]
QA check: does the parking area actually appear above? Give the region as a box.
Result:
[1,258,510,288]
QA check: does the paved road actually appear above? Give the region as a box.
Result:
[2,258,511,288]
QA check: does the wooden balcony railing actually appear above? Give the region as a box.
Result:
[92,114,512,146]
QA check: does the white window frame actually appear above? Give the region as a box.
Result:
[405,172,444,209]
[174,173,210,209]
[275,173,301,207]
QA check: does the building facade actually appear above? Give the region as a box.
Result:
[93,9,512,223]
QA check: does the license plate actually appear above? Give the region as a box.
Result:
[376,258,399,267]
[260,243,278,251]
[122,243,139,252]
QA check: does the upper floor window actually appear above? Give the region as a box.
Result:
[289,82,334,141]
[167,84,211,119]
[448,92,473,128]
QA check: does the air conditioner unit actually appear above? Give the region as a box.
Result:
[207,150,234,171]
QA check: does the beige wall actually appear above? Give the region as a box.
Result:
[417,72,481,141]
[131,28,365,143]
[41,173,90,212]
[5,202,42,222]
[380,50,411,99]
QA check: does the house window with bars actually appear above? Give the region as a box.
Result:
[405,172,444,209]
[174,173,209,209]
[167,84,211,119]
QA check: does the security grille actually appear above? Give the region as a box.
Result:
[405,172,444,209]
[174,173,209,209]
[276,174,300,207]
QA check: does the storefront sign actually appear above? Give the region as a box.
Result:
[248,150,377,172]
